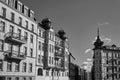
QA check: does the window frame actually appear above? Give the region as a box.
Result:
[15,62,19,72]
[1,7,6,17]
[22,62,26,72]
[11,12,15,22]
[7,61,12,72]
[29,63,32,73]
[0,60,3,71]
[0,21,5,32]
[0,40,4,51]
[18,17,22,26]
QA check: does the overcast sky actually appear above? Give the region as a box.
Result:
[19,0,120,66]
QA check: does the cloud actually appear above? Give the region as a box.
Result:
[97,22,109,26]
[83,62,88,64]
[87,58,93,62]
[85,49,92,54]
[102,37,112,44]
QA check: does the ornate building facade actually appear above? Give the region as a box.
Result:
[0,0,69,80]
[93,29,120,80]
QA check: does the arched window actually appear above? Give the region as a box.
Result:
[38,68,43,76]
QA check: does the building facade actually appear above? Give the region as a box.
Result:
[0,0,37,80]
[35,18,69,80]
[93,29,120,80]
[0,0,69,80]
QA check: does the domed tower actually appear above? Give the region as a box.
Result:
[57,29,67,70]
[41,18,52,30]
[93,28,104,49]
[93,28,104,80]
[58,29,66,40]
[41,18,53,70]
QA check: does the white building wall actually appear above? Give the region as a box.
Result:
[0,0,37,79]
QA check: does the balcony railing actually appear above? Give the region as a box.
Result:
[4,32,26,45]
[5,50,26,60]
[55,52,63,60]
[55,44,62,49]
[53,65,64,71]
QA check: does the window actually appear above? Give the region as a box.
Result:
[24,46,27,56]
[7,77,11,80]
[38,55,43,64]
[25,21,28,29]
[30,12,34,18]
[22,62,26,72]
[0,60,3,71]
[15,62,19,72]
[9,25,14,33]
[11,12,15,22]
[0,21,5,32]
[30,35,33,43]
[39,30,42,37]
[119,74,120,78]
[18,3,22,12]
[23,77,26,80]
[1,7,6,17]
[7,62,12,72]
[10,0,15,7]
[31,24,34,32]
[29,63,32,72]
[39,42,41,50]
[0,40,4,51]
[46,70,49,76]
[38,55,40,63]
[8,0,13,6]
[18,17,22,26]
[38,68,43,76]
[30,48,33,57]
[42,43,44,51]
[24,32,28,41]
[17,29,21,38]
[24,7,28,15]
[62,72,64,76]
[29,77,32,80]
[52,57,54,65]
[39,30,44,38]
[15,77,19,80]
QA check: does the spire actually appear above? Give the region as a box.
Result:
[93,27,104,49]
[97,27,99,39]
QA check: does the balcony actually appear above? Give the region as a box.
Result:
[4,32,26,45]
[55,52,63,60]
[55,44,62,49]
[53,65,64,71]
[5,50,26,61]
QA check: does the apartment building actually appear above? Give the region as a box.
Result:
[93,29,120,80]
[0,0,37,80]
[35,18,69,80]
[0,0,69,80]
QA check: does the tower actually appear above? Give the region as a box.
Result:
[93,28,104,49]
[93,28,104,80]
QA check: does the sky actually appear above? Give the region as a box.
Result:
[19,0,120,66]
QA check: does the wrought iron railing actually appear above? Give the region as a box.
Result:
[5,32,26,42]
